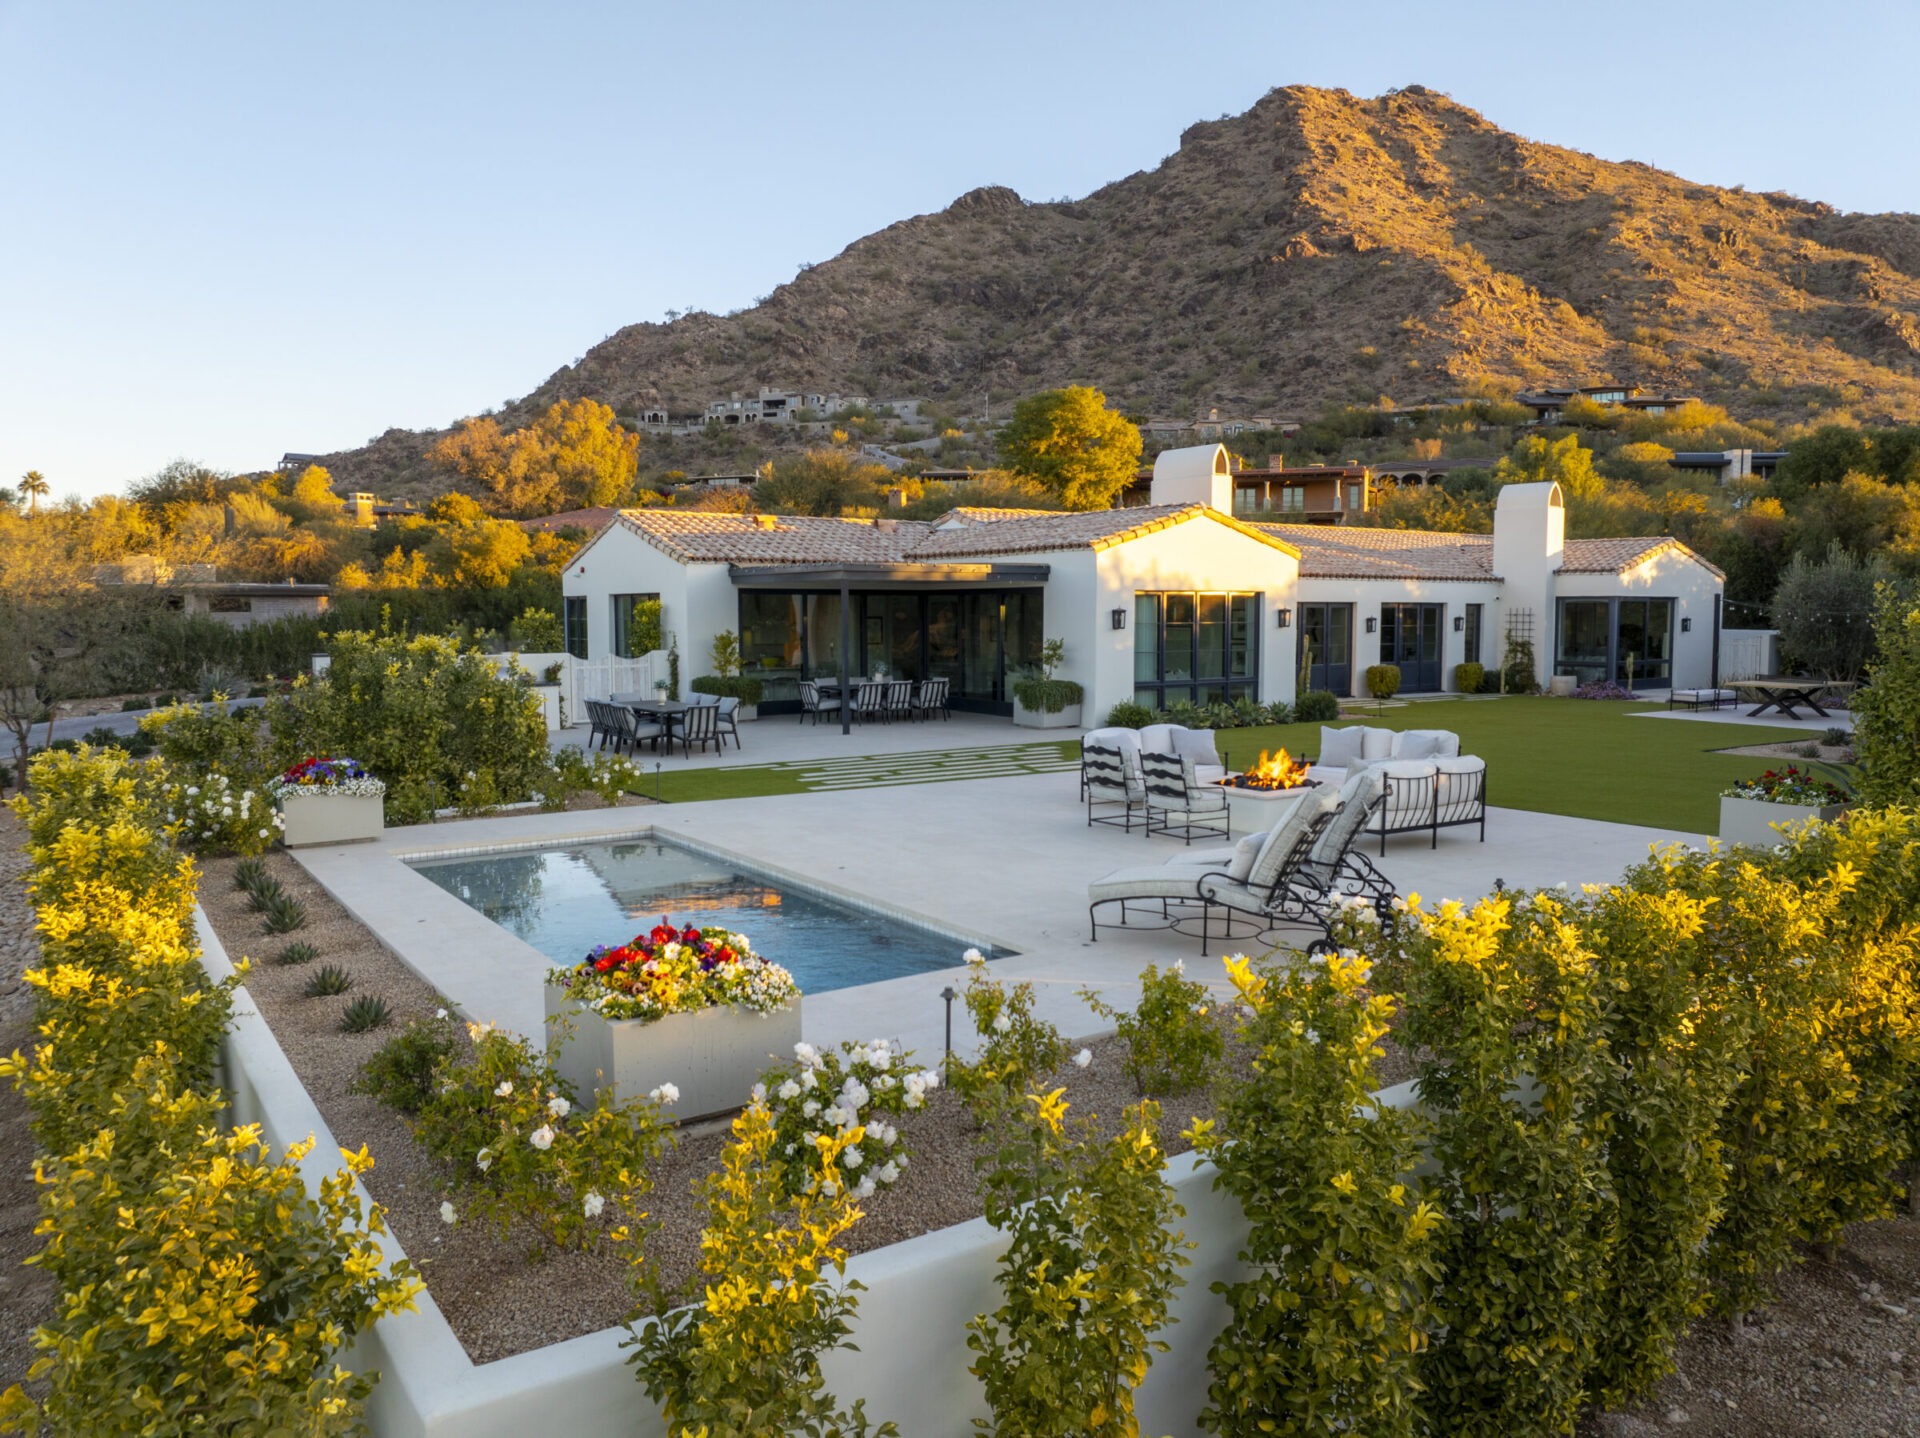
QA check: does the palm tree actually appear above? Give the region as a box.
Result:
[19,471,49,516]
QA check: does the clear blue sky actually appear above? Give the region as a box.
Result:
[4,0,1916,500]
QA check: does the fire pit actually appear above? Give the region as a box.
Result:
[1219,749,1322,835]
[1219,749,1319,791]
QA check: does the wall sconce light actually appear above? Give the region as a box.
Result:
[1681,616,1692,632]
[1111,608,1127,631]
[1452,615,1464,632]
[1365,616,1378,634]
[1276,607,1292,629]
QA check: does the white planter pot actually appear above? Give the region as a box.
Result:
[544,985,802,1120]
[1548,675,1578,697]
[736,703,758,723]
[1012,697,1083,729]
[278,791,383,847]
[532,685,561,733]
[1719,795,1848,848]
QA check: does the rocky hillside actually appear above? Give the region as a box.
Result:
[320,84,1920,493]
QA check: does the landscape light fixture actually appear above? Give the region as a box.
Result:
[1111,608,1127,630]
[940,985,959,1062]
[1276,607,1292,629]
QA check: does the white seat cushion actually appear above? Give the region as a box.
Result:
[1435,754,1486,807]
[1165,831,1266,873]
[1173,728,1220,768]
[1088,865,1203,903]
[1318,726,1371,769]
[1392,729,1458,761]
[1192,763,1227,787]
[1197,874,1276,915]
[1138,723,1177,755]
[1247,789,1340,889]
[1306,769,1385,869]
[1360,727,1396,762]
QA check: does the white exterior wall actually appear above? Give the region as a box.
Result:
[1294,578,1504,696]
[1491,483,1566,689]
[1076,516,1298,718]
[1554,550,1724,690]
[563,526,691,664]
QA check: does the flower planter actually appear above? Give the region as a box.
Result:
[1718,795,1848,848]
[278,791,384,847]
[544,986,801,1120]
[1012,697,1082,729]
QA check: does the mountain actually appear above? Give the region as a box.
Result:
[319,84,1920,494]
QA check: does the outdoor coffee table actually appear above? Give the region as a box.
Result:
[1725,677,1856,721]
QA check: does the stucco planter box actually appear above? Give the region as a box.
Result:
[544,986,801,1120]
[1548,675,1578,697]
[532,685,562,733]
[278,791,383,847]
[1012,697,1083,729]
[1719,795,1848,848]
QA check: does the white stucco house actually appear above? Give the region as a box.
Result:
[558,445,1726,720]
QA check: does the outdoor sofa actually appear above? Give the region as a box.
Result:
[1313,725,1487,852]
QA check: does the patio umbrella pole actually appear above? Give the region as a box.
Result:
[839,579,851,736]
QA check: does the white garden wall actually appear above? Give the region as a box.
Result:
[195,904,1418,1438]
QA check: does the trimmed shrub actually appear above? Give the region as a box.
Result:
[689,674,766,706]
[1854,584,1920,807]
[1452,661,1485,694]
[1081,962,1224,1097]
[1103,701,1156,729]
[1293,689,1341,723]
[1364,664,1402,701]
[352,1011,459,1116]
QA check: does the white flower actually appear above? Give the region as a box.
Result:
[801,1068,818,1091]
[878,1123,897,1145]
[841,1078,870,1110]
[582,1191,605,1218]
[547,1095,570,1118]
[920,1068,941,1091]
[751,1082,767,1103]
[258,828,270,838]
[794,1041,818,1065]
[1073,1048,1092,1069]
[963,947,985,966]
[855,1176,876,1199]
[802,1099,820,1118]
[440,1200,457,1225]
[467,1021,496,1042]
[843,1147,863,1169]
[476,1148,493,1172]
[495,1081,513,1098]
[991,1013,1012,1034]
[878,1160,900,1184]
[530,1125,555,1150]
[649,1083,680,1105]
[186,785,199,796]
[435,1007,449,1020]
[1172,959,1185,975]
[777,1080,801,1101]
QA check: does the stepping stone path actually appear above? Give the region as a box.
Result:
[766,740,1081,792]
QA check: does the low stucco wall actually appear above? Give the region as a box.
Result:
[197,905,1412,1438]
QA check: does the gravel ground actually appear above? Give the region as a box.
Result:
[1718,740,1855,764]
[0,809,56,1399]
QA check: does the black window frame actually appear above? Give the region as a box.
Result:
[1131,591,1260,709]
[563,595,589,660]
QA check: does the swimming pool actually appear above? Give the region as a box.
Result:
[408,835,1007,995]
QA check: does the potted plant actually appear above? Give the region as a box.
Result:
[1718,764,1851,848]
[690,631,765,720]
[269,756,386,847]
[544,918,802,1119]
[1010,638,1084,729]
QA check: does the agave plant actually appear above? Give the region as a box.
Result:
[303,964,352,998]
[260,892,307,935]
[340,995,393,1033]
[273,941,318,966]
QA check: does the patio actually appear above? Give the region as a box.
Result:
[292,764,1705,1064]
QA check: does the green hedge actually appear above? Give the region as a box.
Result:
[689,674,766,706]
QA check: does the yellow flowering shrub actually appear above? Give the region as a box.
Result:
[967,1089,1190,1438]
[1196,951,1440,1438]
[624,1103,897,1438]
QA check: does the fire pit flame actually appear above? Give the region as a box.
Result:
[1222,748,1313,791]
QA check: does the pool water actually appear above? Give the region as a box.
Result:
[409,836,1004,994]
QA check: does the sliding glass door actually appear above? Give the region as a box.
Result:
[1555,597,1674,690]
[1132,592,1259,708]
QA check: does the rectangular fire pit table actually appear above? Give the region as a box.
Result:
[1222,781,1320,837]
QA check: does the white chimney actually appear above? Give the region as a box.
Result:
[1150,443,1232,510]
[1492,481,1565,688]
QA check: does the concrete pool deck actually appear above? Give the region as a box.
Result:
[290,769,1709,1066]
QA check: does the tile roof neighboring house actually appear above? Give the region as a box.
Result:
[518,506,621,534]
[1258,523,1494,581]
[908,504,1300,560]
[572,504,1302,569]
[1561,537,1726,580]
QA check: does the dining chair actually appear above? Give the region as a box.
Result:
[854,681,886,724]
[885,679,914,723]
[676,700,722,757]
[913,676,950,721]
[800,679,840,725]
[715,695,743,749]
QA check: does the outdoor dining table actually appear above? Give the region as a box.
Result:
[623,698,689,748]
[1725,676,1857,721]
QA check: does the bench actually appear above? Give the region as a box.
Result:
[1668,688,1736,712]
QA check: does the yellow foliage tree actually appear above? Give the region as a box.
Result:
[430,400,639,517]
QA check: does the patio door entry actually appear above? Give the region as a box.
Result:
[1299,603,1352,696]
[1378,604,1443,693]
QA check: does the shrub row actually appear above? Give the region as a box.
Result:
[0,747,420,1435]
[1199,804,1920,1437]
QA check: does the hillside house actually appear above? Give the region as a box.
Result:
[559,445,1724,718]
[1122,456,1372,522]
[1515,385,1701,423]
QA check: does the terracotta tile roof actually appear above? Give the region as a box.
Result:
[1258,523,1495,581]
[609,511,916,564]
[518,506,620,534]
[909,504,1300,559]
[1560,536,1726,580]
[928,506,1060,527]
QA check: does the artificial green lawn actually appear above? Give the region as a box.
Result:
[1217,698,1817,836]
[637,699,1816,836]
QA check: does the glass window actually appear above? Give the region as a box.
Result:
[1557,600,1612,686]
[806,594,849,678]
[564,595,588,659]
[1196,594,1227,680]
[610,594,661,659]
[1164,594,1195,682]
[1132,592,1259,709]
[1228,595,1254,678]
[1134,595,1159,684]
[1463,603,1482,668]
[739,593,803,706]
